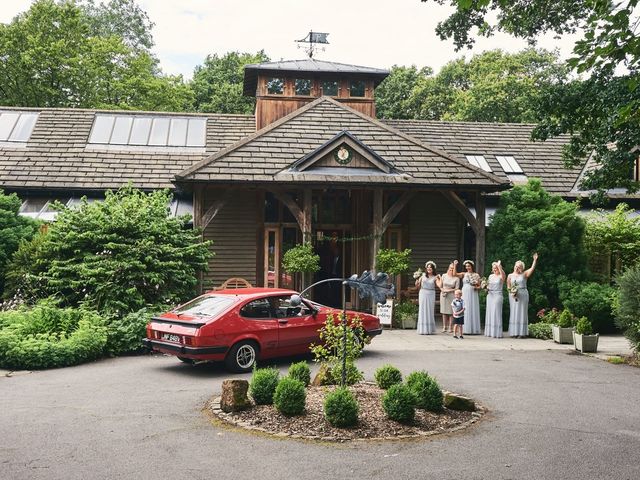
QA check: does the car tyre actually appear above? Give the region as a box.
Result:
[225,340,259,373]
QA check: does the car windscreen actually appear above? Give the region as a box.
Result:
[174,295,236,317]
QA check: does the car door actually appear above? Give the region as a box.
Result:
[237,298,279,357]
[272,295,324,355]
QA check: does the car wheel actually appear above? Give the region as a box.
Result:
[177,356,194,364]
[225,340,259,373]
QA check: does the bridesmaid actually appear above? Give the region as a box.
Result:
[507,253,539,338]
[453,259,481,334]
[437,262,460,333]
[416,261,439,335]
[485,260,506,338]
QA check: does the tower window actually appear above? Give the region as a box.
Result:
[266,77,285,95]
[295,78,312,96]
[321,80,338,96]
[349,80,366,97]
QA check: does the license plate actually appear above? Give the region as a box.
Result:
[161,333,181,343]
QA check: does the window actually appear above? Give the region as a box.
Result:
[295,78,312,96]
[240,298,273,319]
[88,114,206,147]
[349,80,366,97]
[465,155,492,172]
[266,77,285,95]
[173,295,235,317]
[321,80,338,96]
[272,296,312,318]
[496,155,524,174]
[0,111,38,142]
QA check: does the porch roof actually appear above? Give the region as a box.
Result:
[176,97,511,191]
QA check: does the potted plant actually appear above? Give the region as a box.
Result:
[552,309,575,344]
[376,248,412,296]
[573,317,599,353]
[282,243,320,290]
[393,300,418,329]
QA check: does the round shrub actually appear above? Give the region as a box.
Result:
[324,387,359,427]
[575,317,594,335]
[374,364,403,389]
[249,367,280,405]
[288,361,311,387]
[329,360,364,386]
[406,371,443,412]
[382,384,415,423]
[273,376,306,416]
[0,305,107,370]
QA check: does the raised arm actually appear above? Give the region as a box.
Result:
[525,253,538,278]
[452,259,465,278]
[497,260,506,282]
[506,273,512,289]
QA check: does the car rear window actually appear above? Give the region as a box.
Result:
[174,295,236,317]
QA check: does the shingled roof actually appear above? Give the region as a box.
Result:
[177,97,510,190]
[0,107,254,192]
[385,119,581,196]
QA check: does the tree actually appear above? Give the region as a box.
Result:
[191,51,270,114]
[375,65,433,119]
[0,191,40,296]
[0,0,192,111]
[486,179,589,313]
[423,0,640,194]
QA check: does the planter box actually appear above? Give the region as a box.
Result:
[552,325,574,344]
[574,332,599,353]
[401,315,417,330]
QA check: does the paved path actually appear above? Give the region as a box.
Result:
[1,332,638,480]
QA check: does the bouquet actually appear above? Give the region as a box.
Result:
[469,272,481,287]
[412,268,424,280]
[479,276,488,290]
[510,281,519,302]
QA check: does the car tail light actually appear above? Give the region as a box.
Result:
[183,336,193,346]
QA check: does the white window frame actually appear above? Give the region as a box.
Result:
[496,155,524,174]
[465,155,492,172]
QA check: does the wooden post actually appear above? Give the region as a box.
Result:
[372,189,383,272]
[475,192,486,275]
[302,189,312,244]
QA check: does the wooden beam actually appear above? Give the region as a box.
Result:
[371,189,383,272]
[442,191,479,234]
[302,189,312,244]
[475,192,486,274]
[201,190,234,230]
[269,189,306,235]
[382,191,415,233]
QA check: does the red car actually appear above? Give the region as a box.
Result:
[143,288,382,372]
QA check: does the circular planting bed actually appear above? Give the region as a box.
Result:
[207,383,486,442]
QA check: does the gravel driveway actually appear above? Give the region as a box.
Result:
[1,332,638,480]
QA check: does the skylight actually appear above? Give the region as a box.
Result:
[496,155,524,174]
[0,111,39,143]
[465,155,492,172]
[88,114,207,147]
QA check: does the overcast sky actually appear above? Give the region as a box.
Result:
[1,0,580,79]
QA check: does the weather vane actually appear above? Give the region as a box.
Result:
[296,30,329,58]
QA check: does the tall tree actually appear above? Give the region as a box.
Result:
[191,51,270,114]
[423,0,640,195]
[0,0,192,111]
[375,65,433,119]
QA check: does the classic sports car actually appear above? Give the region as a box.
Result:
[143,288,382,372]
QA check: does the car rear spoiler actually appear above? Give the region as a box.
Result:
[150,316,207,328]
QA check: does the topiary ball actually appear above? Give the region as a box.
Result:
[249,367,280,405]
[288,361,311,387]
[329,360,364,386]
[273,376,306,416]
[374,364,403,389]
[324,387,359,427]
[382,384,415,423]
[406,370,443,412]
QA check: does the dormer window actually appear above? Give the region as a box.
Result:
[295,79,312,96]
[496,155,524,174]
[321,80,338,96]
[349,80,366,98]
[266,77,285,95]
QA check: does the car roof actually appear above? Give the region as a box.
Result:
[204,287,297,301]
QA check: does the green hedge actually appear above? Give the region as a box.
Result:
[559,281,616,333]
[0,305,106,369]
[615,266,640,353]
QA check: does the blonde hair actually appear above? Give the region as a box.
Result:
[515,260,525,270]
[454,289,462,295]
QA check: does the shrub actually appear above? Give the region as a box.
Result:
[374,364,403,389]
[559,281,616,333]
[575,317,593,335]
[382,384,415,423]
[329,360,364,386]
[103,307,158,356]
[375,248,412,276]
[249,367,280,405]
[273,376,306,416]
[556,309,576,328]
[615,265,640,353]
[528,322,553,340]
[324,387,359,427]
[405,371,443,412]
[288,361,311,387]
[393,301,418,328]
[0,304,106,369]
[282,243,320,274]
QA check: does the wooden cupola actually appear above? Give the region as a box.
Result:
[243,59,389,130]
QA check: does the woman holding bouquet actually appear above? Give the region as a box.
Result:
[453,260,481,334]
[507,253,539,338]
[437,262,460,333]
[415,261,439,334]
[485,260,506,338]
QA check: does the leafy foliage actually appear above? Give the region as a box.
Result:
[382,384,416,424]
[0,304,106,369]
[249,367,280,405]
[324,387,359,428]
[558,281,616,333]
[375,249,412,276]
[192,51,270,114]
[328,360,364,386]
[393,301,418,328]
[375,65,433,119]
[273,376,306,416]
[405,371,444,412]
[614,265,640,353]
[556,309,577,328]
[374,364,403,390]
[528,322,553,340]
[0,190,40,296]
[103,307,158,356]
[487,179,588,313]
[575,317,594,336]
[287,361,311,387]
[282,243,320,274]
